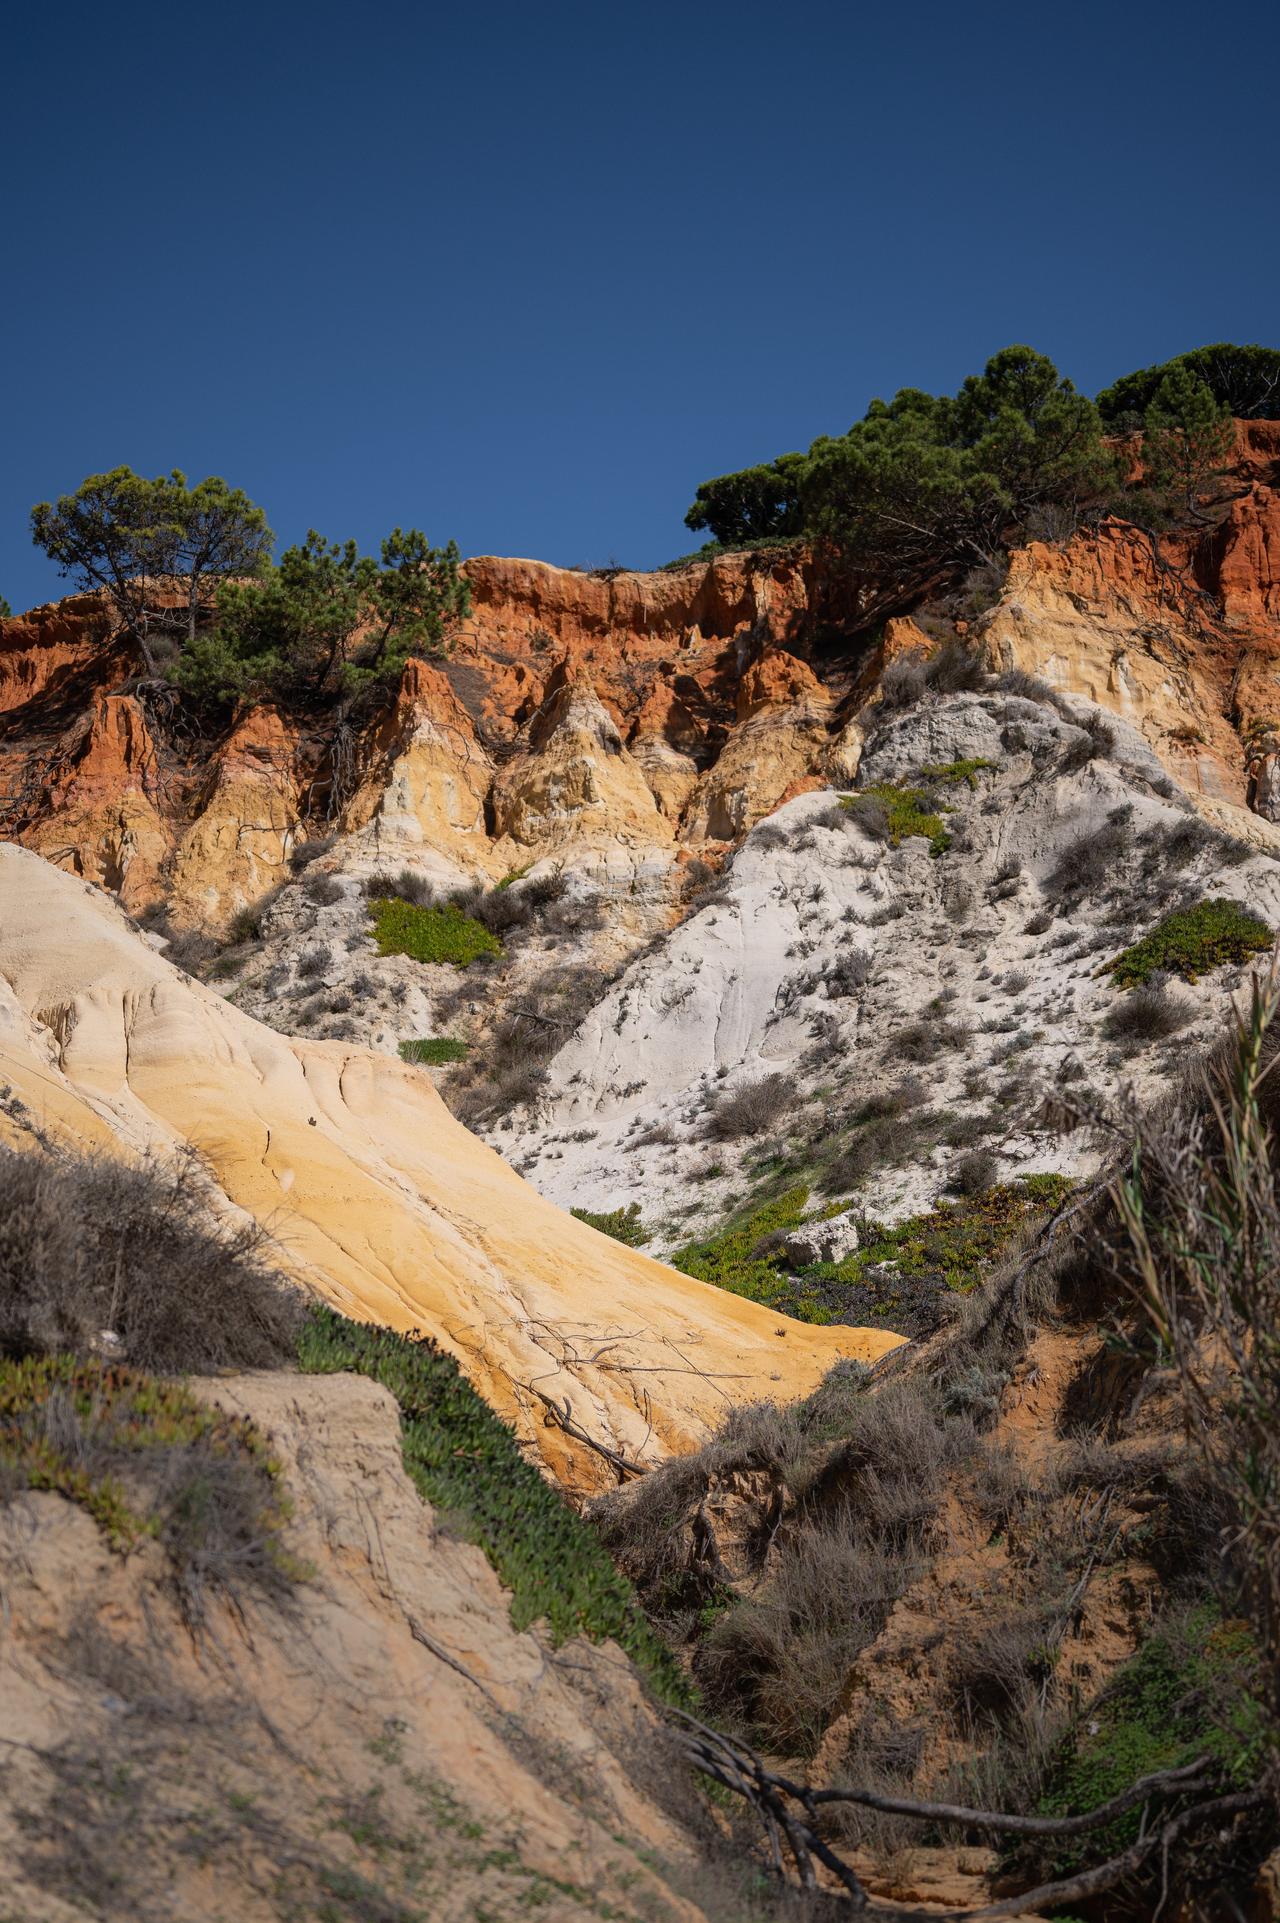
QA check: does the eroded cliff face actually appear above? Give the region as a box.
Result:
[0,549,827,934]
[0,1369,723,1922]
[4,432,1280,947]
[985,421,1280,833]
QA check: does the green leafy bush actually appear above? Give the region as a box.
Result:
[398,1037,470,1065]
[683,346,1114,617]
[1106,898,1272,987]
[569,1202,651,1247]
[368,897,501,967]
[843,782,953,855]
[175,525,469,712]
[30,467,272,675]
[683,453,807,544]
[296,1308,682,1699]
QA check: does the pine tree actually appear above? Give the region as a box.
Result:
[1142,368,1234,519]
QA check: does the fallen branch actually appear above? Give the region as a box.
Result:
[670,1709,1261,1918]
[520,1381,649,1478]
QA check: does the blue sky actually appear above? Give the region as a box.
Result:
[3,0,1277,615]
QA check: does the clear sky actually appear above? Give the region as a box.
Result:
[3,0,1277,616]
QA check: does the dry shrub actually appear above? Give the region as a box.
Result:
[887,1013,969,1065]
[163,927,221,973]
[1105,971,1280,1736]
[925,639,988,695]
[448,961,613,1126]
[1044,818,1129,900]
[948,1604,1058,1725]
[947,1148,999,1196]
[1058,710,1116,771]
[0,1146,303,1371]
[707,1073,791,1142]
[288,833,336,872]
[302,872,344,906]
[1103,978,1191,1049]
[695,1527,918,1755]
[691,1382,951,1752]
[878,654,927,710]
[997,667,1056,703]
[825,1111,928,1190]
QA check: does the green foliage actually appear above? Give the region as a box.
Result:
[368,897,501,967]
[0,596,11,620]
[398,1037,470,1065]
[569,1202,651,1247]
[677,1161,1067,1338]
[1142,366,1235,518]
[684,452,807,544]
[802,348,1110,592]
[810,1178,1072,1328]
[1024,1607,1266,1879]
[672,1187,833,1321]
[843,782,953,855]
[1106,898,1272,987]
[680,343,1115,619]
[30,466,272,670]
[1097,343,1280,426]
[494,864,532,890]
[296,1307,683,1699]
[175,525,469,713]
[919,756,996,789]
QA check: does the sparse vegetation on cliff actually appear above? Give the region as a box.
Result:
[297,1307,683,1698]
[0,1144,303,1372]
[0,1356,302,1622]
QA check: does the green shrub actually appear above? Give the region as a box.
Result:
[802,1177,1072,1337]
[398,1037,470,1065]
[1106,898,1272,987]
[295,1308,683,1701]
[919,757,996,789]
[1096,343,1280,425]
[843,783,953,856]
[672,1187,830,1321]
[368,897,501,967]
[1018,1606,1266,1881]
[569,1202,651,1247]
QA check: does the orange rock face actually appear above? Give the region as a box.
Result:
[984,425,1280,809]
[0,551,827,927]
[6,427,1280,922]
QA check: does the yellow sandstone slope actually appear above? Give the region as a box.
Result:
[0,844,899,1485]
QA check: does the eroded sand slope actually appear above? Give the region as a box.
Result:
[0,845,899,1485]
